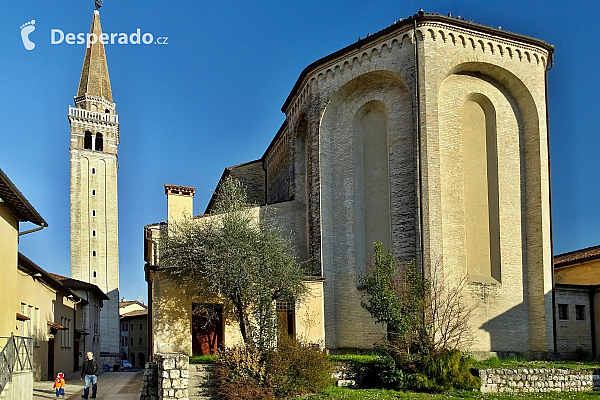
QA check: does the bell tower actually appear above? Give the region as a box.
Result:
[69,8,120,363]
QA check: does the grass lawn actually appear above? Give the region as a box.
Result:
[298,386,600,399]
[471,358,599,371]
[189,354,216,364]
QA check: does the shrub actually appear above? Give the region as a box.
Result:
[418,349,480,392]
[266,335,335,398]
[215,346,274,400]
[351,356,404,390]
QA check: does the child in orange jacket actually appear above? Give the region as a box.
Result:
[53,372,65,398]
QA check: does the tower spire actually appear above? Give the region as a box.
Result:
[76,10,112,102]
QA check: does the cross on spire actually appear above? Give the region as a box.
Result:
[95,0,103,10]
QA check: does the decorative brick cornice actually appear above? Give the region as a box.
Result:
[164,184,196,197]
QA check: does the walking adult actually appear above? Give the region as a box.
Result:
[80,351,99,399]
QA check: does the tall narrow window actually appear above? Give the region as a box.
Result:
[92,250,97,257]
[95,133,103,152]
[91,230,97,237]
[461,95,501,282]
[84,131,92,150]
[91,168,96,175]
[353,101,391,278]
[92,209,96,217]
[93,270,97,278]
[91,189,96,196]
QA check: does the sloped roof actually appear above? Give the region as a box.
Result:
[0,168,46,226]
[49,272,110,301]
[119,300,147,310]
[555,244,600,268]
[120,309,148,319]
[18,254,82,302]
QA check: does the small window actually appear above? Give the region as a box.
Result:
[92,270,97,278]
[130,338,133,346]
[130,324,134,331]
[558,304,569,320]
[92,210,96,217]
[140,323,142,330]
[91,167,96,175]
[91,189,96,196]
[139,338,142,345]
[576,305,586,321]
[92,250,97,257]
[92,230,96,237]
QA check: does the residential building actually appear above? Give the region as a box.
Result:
[50,273,110,369]
[554,245,600,359]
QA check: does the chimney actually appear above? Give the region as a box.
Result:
[164,184,195,222]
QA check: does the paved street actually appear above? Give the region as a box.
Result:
[33,370,142,400]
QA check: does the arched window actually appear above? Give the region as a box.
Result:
[461,94,500,282]
[353,101,391,277]
[84,131,92,150]
[92,270,97,278]
[95,133,103,152]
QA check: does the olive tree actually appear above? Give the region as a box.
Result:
[158,178,308,350]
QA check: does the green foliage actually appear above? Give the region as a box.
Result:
[419,350,480,392]
[215,346,274,400]
[360,243,431,368]
[266,335,335,398]
[159,177,309,350]
[189,354,216,364]
[329,354,380,364]
[471,356,599,371]
[351,356,405,390]
[298,385,600,399]
[216,338,334,399]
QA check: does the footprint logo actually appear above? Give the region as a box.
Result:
[20,20,36,50]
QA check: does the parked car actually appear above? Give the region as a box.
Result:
[120,359,132,369]
[102,364,112,372]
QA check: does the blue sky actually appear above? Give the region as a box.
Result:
[2,0,599,303]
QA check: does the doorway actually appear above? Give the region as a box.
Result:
[192,303,223,355]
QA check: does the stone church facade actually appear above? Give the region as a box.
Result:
[146,11,555,357]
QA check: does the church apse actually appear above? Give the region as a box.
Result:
[319,72,414,349]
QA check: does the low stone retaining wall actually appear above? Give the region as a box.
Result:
[140,361,158,400]
[480,368,600,393]
[139,354,189,400]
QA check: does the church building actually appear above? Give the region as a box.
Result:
[69,8,120,364]
[145,10,556,358]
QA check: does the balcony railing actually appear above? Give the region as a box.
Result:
[0,334,33,396]
[69,106,119,123]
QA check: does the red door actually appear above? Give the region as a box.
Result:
[192,304,223,355]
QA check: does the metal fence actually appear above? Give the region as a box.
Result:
[0,334,33,396]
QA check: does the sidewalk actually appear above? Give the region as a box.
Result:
[33,370,142,400]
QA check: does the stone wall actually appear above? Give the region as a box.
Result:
[139,361,158,400]
[480,368,599,393]
[140,354,189,400]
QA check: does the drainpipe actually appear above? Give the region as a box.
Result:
[544,49,557,355]
[413,16,425,272]
[589,286,596,359]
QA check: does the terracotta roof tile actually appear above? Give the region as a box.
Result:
[554,244,600,268]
